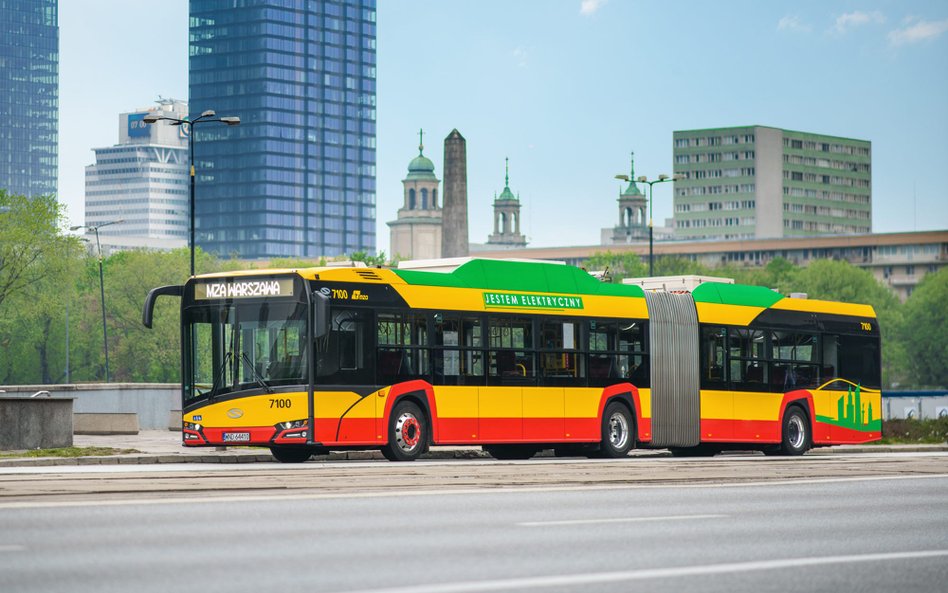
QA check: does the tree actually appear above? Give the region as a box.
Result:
[899,269,948,388]
[0,191,78,311]
[584,251,646,283]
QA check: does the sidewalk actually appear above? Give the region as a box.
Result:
[1,431,946,468]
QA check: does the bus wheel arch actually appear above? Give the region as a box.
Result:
[599,398,636,458]
[780,402,811,456]
[381,398,429,462]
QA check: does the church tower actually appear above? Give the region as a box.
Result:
[486,158,527,248]
[387,130,443,260]
[612,152,648,243]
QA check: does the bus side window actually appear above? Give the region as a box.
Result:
[700,326,727,388]
[822,334,840,386]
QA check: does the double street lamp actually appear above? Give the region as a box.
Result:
[142,109,240,276]
[614,171,684,277]
[70,219,125,383]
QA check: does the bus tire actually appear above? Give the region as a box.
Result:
[269,445,315,463]
[780,406,810,456]
[483,445,539,460]
[599,401,634,458]
[381,400,427,462]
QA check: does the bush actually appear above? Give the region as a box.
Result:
[880,418,948,444]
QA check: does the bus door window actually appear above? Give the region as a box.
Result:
[433,314,485,386]
[770,331,819,391]
[619,320,649,387]
[729,328,767,389]
[488,316,535,384]
[540,319,582,386]
[317,308,372,385]
[588,320,618,386]
[377,312,429,384]
[700,326,728,389]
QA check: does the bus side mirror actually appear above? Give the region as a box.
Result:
[313,291,330,338]
[142,285,184,328]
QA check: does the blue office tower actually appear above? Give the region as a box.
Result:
[0,1,58,197]
[190,0,377,259]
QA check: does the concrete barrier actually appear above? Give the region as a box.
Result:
[0,384,178,431]
[74,413,139,435]
[0,396,75,449]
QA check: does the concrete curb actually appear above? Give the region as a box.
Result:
[1,444,945,468]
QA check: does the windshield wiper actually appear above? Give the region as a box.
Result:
[206,351,233,398]
[240,351,273,393]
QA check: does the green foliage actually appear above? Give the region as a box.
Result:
[350,250,388,267]
[0,446,139,458]
[898,269,948,387]
[880,418,948,444]
[584,251,646,282]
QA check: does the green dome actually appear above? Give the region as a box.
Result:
[406,129,437,180]
[495,157,519,202]
[497,186,517,201]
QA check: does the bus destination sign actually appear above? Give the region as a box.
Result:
[195,278,295,300]
[483,291,583,310]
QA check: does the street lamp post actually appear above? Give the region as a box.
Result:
[614,172,684,276]
[70,220,125,382]
[143,109,240,276]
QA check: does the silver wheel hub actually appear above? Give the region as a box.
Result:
[394,412,422,453]
[608,412,630,449]
[788,415,805,449]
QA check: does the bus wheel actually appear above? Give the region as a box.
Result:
[599,402,634,458]
[381,401,426,462]
[269,445,315,463]
[483,445,539,460]
[780,406,810,456]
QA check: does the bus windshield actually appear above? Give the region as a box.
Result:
[184,300,308,402]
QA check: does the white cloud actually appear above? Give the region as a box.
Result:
[888,18,948,45]
[778,15,812,33]
[834,10,886,34]
[512,46,529,68]
[580,0,607,16]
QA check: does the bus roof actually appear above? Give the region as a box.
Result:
[191,258,877,319]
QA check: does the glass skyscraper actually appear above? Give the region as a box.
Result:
[189,0,377,259]
[0,0,58,198]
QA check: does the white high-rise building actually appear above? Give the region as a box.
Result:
[84,98,189,248]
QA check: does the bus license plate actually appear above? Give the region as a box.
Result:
[222,432,251,442]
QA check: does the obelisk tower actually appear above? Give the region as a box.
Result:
[441,129,469,257]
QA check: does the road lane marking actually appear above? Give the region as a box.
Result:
[517,514,727,527]
[1,474,946,510]
[327,550,948,593]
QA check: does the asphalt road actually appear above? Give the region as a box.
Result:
[0,477,948,593]
[1,454,947,593]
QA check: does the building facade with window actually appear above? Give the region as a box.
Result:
[84,99,188,246]
[672,126,871,240]
[0,0,58,197]
[189,0,377,259]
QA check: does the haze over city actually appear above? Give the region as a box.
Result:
[58,0,948,250]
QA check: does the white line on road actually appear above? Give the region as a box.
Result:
[328,550,948,593]
[517,513,727,527]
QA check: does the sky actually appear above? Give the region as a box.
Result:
[58,0,948,251]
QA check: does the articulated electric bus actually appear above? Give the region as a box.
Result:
[142,258,881,462]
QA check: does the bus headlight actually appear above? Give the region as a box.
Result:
[280,420,307,430]
[184,422,202,431]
